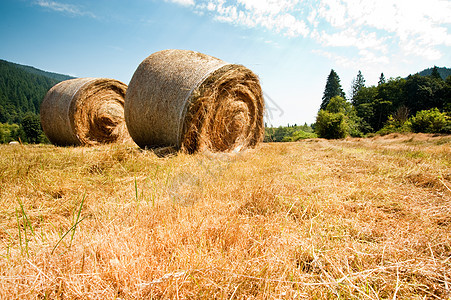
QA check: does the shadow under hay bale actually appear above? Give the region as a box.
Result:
[40,78,131,146]
[125,49,264,153]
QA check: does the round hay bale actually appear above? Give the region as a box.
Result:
[40,78,130,146]
[125,49,264,153]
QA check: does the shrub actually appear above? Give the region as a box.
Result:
[324,96,363,138]
[377,116,412,136]
[409,108,451,133]
[21,113,45,144]
[0,123,22,143]
[264,124,316,142]
[291,130,317,141]
[315,110,348,139]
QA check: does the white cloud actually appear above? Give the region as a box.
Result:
[312,49,354,68]
[206,2,216,11]
[165,0,195,6]
[237,0,301,15]
[35,0,95,17]
[401,41,443,61]
[276,13,309,37]
[313,47,389,71]
[358,49,389,65]
[316,28,387,53]
[177,0,451,65]
[307,9,318,27]
[315,0,451,60]
[317,0,348,28]
[195,0,309,37]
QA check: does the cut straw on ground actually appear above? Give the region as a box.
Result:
[0,133,449,299]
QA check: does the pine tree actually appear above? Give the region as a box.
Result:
[320,69,345,110]
[378,73,386,85]
[350,70,365,104]
[430,66,442,80]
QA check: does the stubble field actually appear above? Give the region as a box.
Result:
[0,133,450,299]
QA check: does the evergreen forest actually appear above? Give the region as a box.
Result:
[0,59,74,124]
[0,59,73,143]
[313,66,451,139]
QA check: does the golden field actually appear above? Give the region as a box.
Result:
[0,134,450,299]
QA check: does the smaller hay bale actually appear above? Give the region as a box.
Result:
[125,49,265,153]
[40,78,130,146]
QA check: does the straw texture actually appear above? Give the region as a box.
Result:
[125,49,264,153]
[40,78,130,146]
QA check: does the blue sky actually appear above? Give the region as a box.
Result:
[1,0,450,126]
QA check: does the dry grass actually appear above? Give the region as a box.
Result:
[0,133,450,299]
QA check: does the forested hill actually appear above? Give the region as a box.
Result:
[418,66,451,80]
[0,59,74,123]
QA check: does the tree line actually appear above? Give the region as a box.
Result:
[315,66,451,139]
[0,58,450,144]
[264,123,316,142]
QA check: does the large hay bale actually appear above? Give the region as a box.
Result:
[41,78,130,146]
[125,49,264,153]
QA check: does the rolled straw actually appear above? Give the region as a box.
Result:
[41,78,130,146]
[125,49,264,153]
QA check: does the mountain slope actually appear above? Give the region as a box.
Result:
[0,59,75,123]
[12,61,74,82]
[418,66,451,80]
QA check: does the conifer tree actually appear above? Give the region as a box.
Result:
[350,70,365,104]
[430,66,442,80]
[320,69,345,110]
[378,73,386,85]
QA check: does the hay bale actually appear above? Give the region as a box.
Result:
[40,78,130,146]
[125,49,264,153]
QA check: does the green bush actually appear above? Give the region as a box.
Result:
[315,110,348,139]
[21,113,45,143]
[264,124,315,142]
[409,108,450,133]
[321,96,363,138]
[280,130,317,142]
[291,130,317,141]
[0,123,24,143]
[377,116,412,135]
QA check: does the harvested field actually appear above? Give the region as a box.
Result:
[0,133,450,299]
